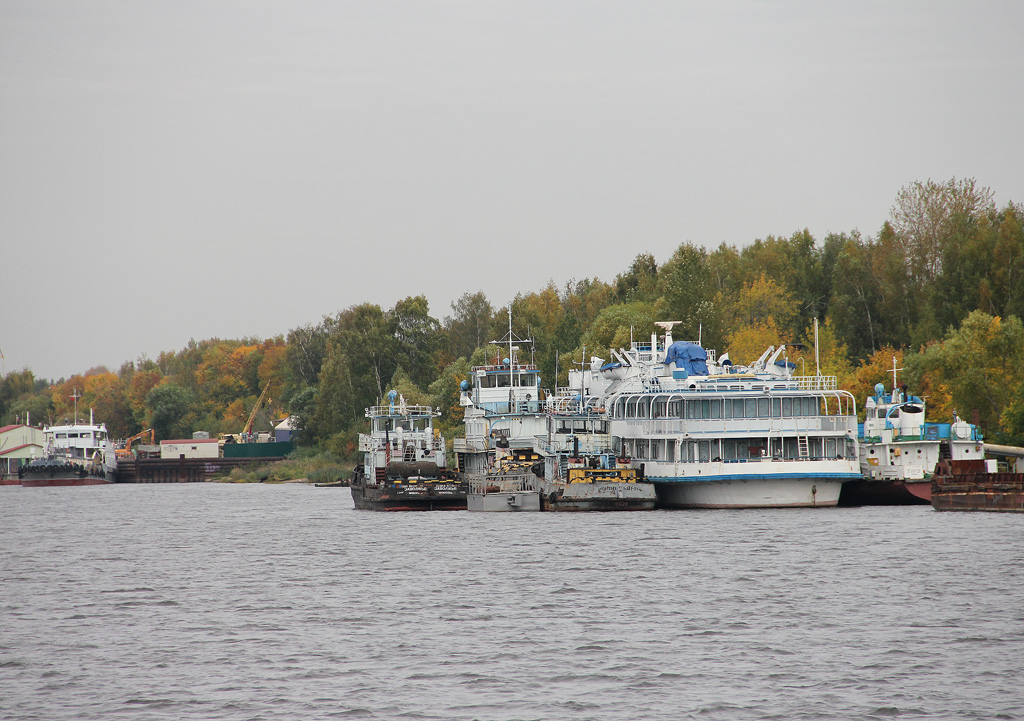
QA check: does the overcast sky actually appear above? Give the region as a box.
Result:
[2,1,1022,381]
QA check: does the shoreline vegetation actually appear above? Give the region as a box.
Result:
[215,449,352,485]
[3,178,1024,453]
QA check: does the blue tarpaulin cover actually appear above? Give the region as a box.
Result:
[664,341,709,375]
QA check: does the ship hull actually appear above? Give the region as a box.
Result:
[839,479,931,506]
[653,476,844,509]
[21,476,113,487]
[537,481,657,511]
[467,491,541,512]
[349,479,467,511]
[931,462,1024,512]
[931,484,1024,512]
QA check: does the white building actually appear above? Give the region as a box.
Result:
[0,424,46,477]
[160,439,221,459]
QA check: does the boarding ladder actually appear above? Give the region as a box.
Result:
[798,435,809,458]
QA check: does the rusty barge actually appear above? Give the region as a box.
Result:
[931,459,1024,512]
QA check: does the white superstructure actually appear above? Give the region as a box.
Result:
[576,323,861,508]
[454,308,547,475]
[43,410,118,482]
[860,358,983,481]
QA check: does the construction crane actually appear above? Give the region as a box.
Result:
[242,384,271,439]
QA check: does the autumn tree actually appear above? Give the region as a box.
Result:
[910,311,1024,440]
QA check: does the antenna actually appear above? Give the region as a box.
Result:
[889,356,903,391]
[814,317,821,376]
[0,347,5,376]
[70,389,82,425]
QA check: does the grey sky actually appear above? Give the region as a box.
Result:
[2,1,1022,381]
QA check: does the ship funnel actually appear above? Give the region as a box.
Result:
[898,403,924,437]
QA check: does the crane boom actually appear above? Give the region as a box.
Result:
[243,385,270,436]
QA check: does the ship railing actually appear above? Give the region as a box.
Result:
[790,375,838,390]
[466,472,537,495]
[627,416,856,435]
[535,434,612,455]
[453,437,489,453]
[656,455,854,464]
[471,363,539,373]
[366,404,438,418]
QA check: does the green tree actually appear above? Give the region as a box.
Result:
[657,242,716,342]
[389,295,440,388]
[613,253,659,303]
[443,291,495,362]
[146,382,196,440]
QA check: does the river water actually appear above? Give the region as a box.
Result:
[2,483,1022,721]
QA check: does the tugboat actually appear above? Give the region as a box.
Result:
[349,391,466,511]
[453,306,547,479]
[533,389,657,511]
[20,411,118,486]
[465,441,541,512]
[841,357,985,505]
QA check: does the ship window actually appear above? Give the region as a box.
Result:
[758,398,770,417]
[772,398,781,417]
[826,438,837,457]
[669,399,682,417]
[636,439,649,459]
[698,441,710,462]
[653,397,667,418]
[710,399,721,419]
[722,440,736,459]
[651,440,660,460]
[782,397,792,416]
[744,398,756,418]
[728,399,738,418]
[722,400,732,419]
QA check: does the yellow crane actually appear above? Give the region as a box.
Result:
[242,384,271,439]
[116,428,155,459]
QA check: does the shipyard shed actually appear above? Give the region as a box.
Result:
[274,416,297,443]
[0,424,45,476]
[160,438,220,459]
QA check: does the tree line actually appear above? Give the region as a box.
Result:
[2,178,1022,450]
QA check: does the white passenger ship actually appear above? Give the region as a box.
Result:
[576,322,861,508]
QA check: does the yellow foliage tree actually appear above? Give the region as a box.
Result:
[724,318,791,366]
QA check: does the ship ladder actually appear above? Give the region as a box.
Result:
[798,435,810,458]
[404,445,416,462]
